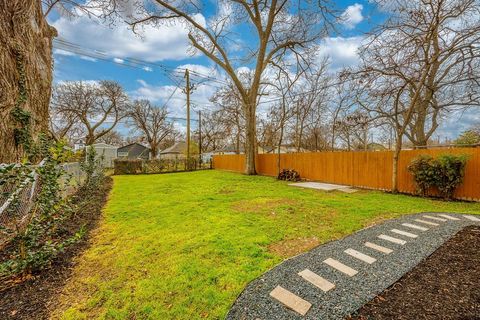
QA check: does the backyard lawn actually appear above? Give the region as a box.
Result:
[54,170,480,319]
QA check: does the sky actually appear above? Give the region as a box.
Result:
[47,0,478,141]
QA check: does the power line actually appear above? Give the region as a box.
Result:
[53,38,231,87]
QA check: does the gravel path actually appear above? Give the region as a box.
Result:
[227,212,480,320]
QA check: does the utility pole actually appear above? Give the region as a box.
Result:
[198,110,202,164]
[185,69,191,168]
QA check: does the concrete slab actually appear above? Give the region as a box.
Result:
[269,285,312,316]
[289,182,357,193]
[338,188,359,193]
[391,229,418,238]
[402,223,428,231]
[364,241,393,254]
[323,258,358,276]
[378,234,406,245]
[438,214,460,221]
[415,219,439,226]
[344,248,376,264]
[298,269,335,292]
[463,215,480,222]
[423,215,447,222]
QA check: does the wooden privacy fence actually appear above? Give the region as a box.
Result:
[212,147,480,201]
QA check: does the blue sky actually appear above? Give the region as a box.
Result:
[48,0,475,140]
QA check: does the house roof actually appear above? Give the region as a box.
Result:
[90,143,117,149]
[118,142,150,152]
[160,141,187,154]
[214,144,244,153]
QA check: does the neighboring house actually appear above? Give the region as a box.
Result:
[117,142,150,160]
[366,143,388,151]
[264,145,307,154]
[73,139,85,152]
[86,143,118,168]
[159,141,187,160]
[212,144,268,155]
[212,144,244,155]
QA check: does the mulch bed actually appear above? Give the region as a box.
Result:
[0,177,112,320]
[349,225,480,320]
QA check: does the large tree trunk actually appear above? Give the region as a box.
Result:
[392,132,403,193]
[0,0,56,163]
[244,103,256,175]
[150,143,158,159]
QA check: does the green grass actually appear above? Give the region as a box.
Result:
[56,170,480,320]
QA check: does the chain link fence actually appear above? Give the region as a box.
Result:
[0,162,42,249]
[0,161,85,250]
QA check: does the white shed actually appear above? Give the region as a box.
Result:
[86,143,118,168]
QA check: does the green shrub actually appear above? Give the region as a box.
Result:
[81,146,105,190]
[407,155,437,196]
[408,153,468,200]
[114,159,143,174]
[435,154,468,200]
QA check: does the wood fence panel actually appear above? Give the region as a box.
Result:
[212,147,480,201]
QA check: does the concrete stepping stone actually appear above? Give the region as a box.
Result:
[463,215,480,222]
[298,269,335,292]
[364,241,393,254]
[415,218,439,226]
[402,223,428,231]
[378,234,406,245]
[344,248,376,264]
[269,285,312,316]
[423,215,447,222]
[438,214,460,221]
[323,258,358,276]
[391,229,418,238]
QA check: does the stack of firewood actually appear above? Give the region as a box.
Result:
[277,169,301,181]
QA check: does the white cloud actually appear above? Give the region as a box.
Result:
[50,10,206,62]
[113,57,124,64]
[437,108,480,139]
[316,36,364,70]
[54,48,97,62]
[143,66,153,72]
[54,48,76,56]
[340,3,364,29]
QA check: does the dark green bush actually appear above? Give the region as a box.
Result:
[435,154,468,199]
[407,155,437,196]
[114,159,143,174]
[408,153,468,200]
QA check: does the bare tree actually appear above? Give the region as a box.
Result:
[291,59,330,151]
[198,110,226,152]
[41,0,117,18]
[128,99,174,158]
[393,0,480,147]
[334,111,370,151]
[97,130,124,146]
[350,0,480,191]
[51,80,128,145]
[210,83,245,154]
[268,65,303,173]
[122,1,334,174]
[49,105,82,142]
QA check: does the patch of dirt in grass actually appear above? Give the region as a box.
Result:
[268,237,320,258]
[0,177,112,320]
[232,198,298,214]
[348,225,480,320]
